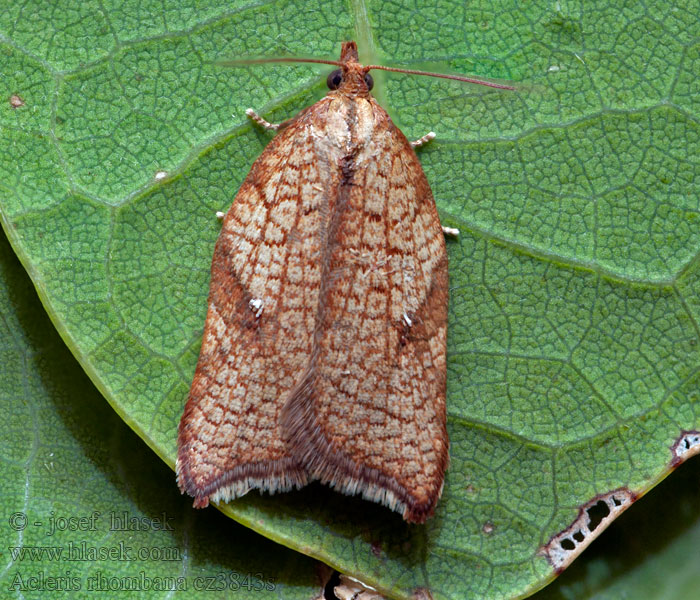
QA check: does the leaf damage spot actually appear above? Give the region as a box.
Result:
[482,520,495,535]
[9,94,25,108]
[540,487,636,571]
[671,431,700,467]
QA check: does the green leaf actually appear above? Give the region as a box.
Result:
[0,230,321,597]
[2,1,700,599]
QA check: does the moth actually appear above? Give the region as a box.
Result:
[177,41,513,523]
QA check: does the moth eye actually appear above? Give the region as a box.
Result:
[364,72,374,90]
[327,69,343,90]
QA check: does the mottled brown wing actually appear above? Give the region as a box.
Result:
[177,99,339,507]
[281,103,449,523]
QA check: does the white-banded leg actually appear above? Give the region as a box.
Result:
[410,132,459,236]
[245,108,280,131]
[441,225,460,237]
[411,131,436,148]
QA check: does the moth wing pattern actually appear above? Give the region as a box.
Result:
[281,100,449,523]
[177,103,336,507]
[178,39,452,521]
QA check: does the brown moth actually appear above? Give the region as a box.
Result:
[177,41,513,523]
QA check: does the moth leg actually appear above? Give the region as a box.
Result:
[441,225,460,237]
[411,131,459,237]
[245,108,281,131]
[410,131,436,148]
[409,131,458,237]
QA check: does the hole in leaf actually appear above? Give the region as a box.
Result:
[586,500,610,531]
[683,435,699,449]
[560,538,575,550]
[542,488,634,570]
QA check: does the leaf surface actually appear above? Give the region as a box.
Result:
[1,1,699,598]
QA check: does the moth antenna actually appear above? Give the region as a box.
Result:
[365,64,516,90]
[214,57,344,68]
[215,46,516,91]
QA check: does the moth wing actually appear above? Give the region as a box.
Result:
[281,111,449,523]
[177,103,335,507]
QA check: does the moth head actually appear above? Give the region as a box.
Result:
[326,67,374,93]
[324,41,374,95]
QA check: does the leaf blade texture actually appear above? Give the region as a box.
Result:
[1,1,699,598]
